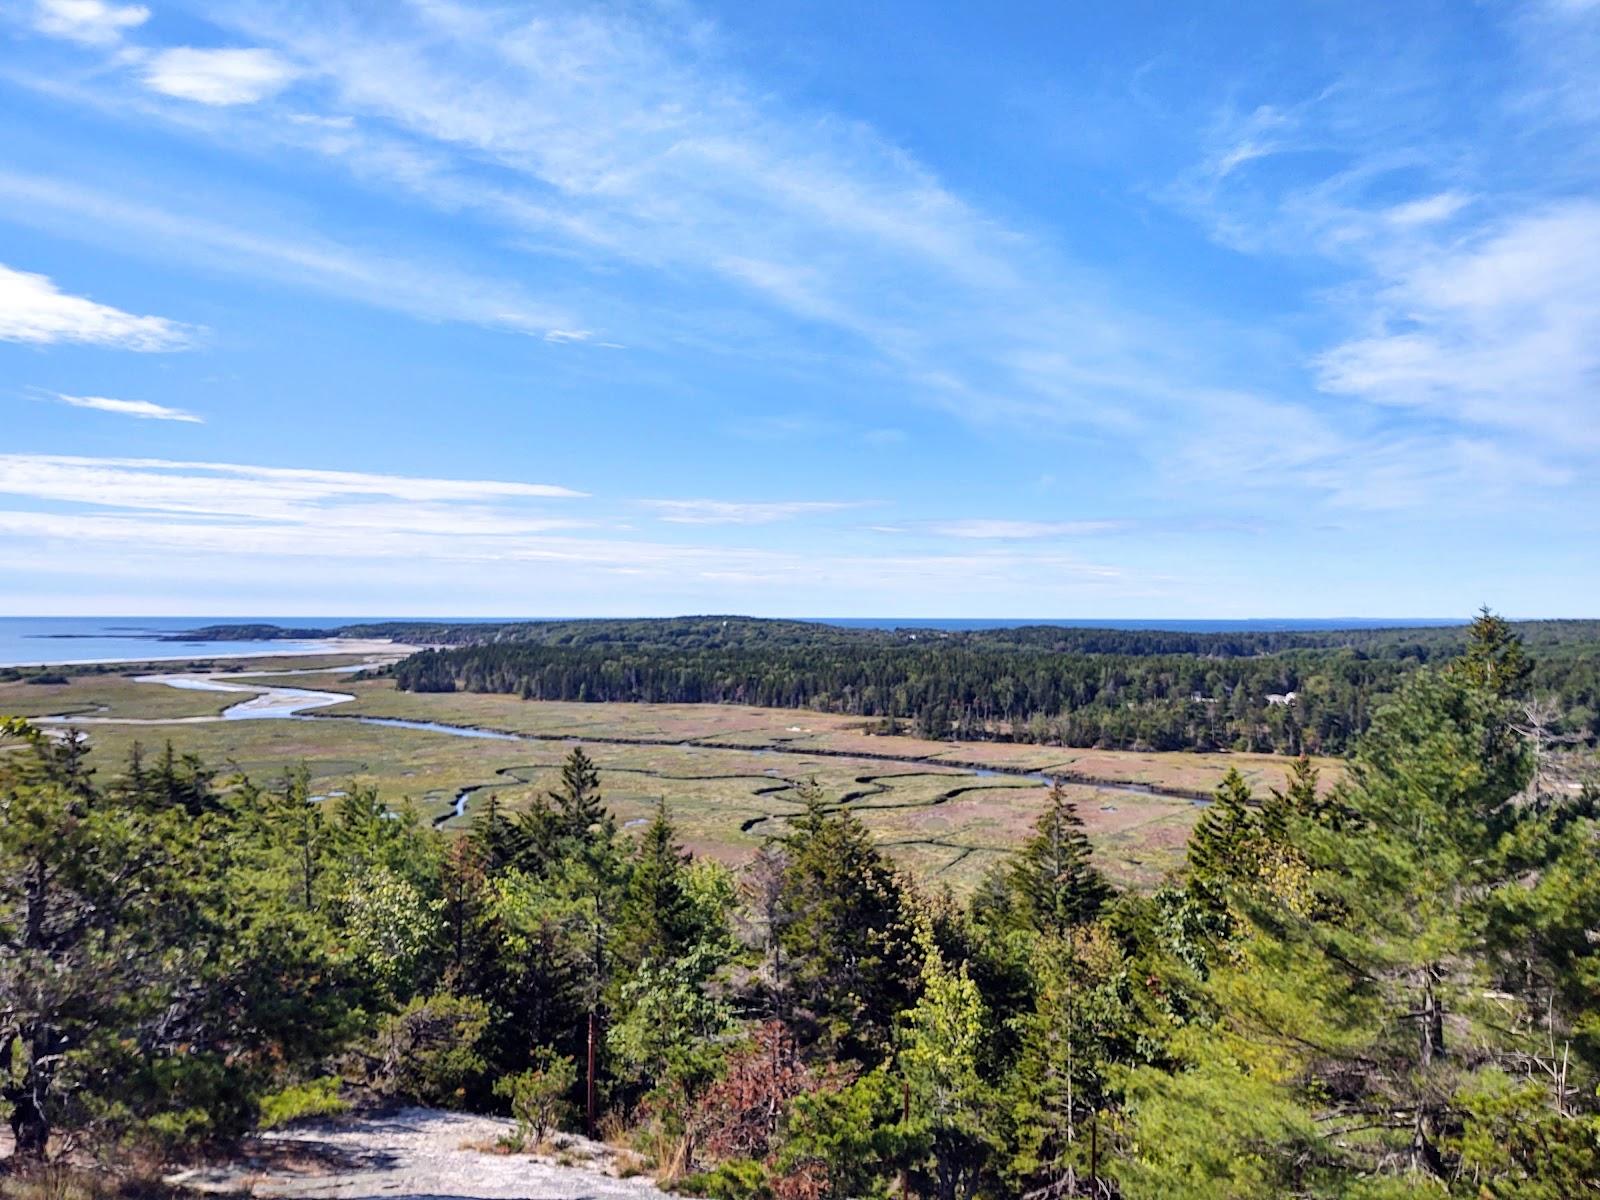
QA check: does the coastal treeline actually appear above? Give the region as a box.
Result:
[183,614,1600,658]
[388,615,1600,754]
[3,613,1598,1196]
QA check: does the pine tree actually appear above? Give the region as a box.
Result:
[1123,637,1599,1192]
[0,720,354,1158]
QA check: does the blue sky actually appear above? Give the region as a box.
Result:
[2,0,1597,618]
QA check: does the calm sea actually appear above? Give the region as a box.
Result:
[0,617,355,667]
[0,615,1465,668]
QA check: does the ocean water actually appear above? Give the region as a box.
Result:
[0,617,349,667]
[0,615,1466,667]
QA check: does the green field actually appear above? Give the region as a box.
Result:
[3,659,1342,892]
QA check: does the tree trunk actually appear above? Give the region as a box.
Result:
[1411,966,1447,1181]
[1418,965,1444,1068]
[7,1044,51,1161]
[1410,1108,1444,1179]
[10,1093,48,1159]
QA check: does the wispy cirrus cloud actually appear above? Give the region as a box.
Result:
[12,0,1232,447]
[1161,388,1575,513]
[1203,103,1302,180]
[0,506,1143,614]
[9,0,1598,555]
[644,499,864,526]
[0,172,585,339]
[155,0,1218,434]
[1315,200,1600,445]
[1161,0,1600,501]
[0,262,195,350]
[53,392,202,423]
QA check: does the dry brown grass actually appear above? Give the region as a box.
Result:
[0,1165,194,1200]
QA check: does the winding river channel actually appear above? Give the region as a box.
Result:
[42,669,1211,827]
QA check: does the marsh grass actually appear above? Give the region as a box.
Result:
[8,677,1333,891]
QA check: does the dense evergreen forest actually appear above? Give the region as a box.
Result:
[4,613,1597,1196]
[381,616,1600,755]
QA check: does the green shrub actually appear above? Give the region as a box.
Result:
[258,1078,348,1130]
[677,1159,772,1199]
[493,1048,578,1148]
[371,993,489,1107]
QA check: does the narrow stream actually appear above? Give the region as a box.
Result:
[43,673,1211,819]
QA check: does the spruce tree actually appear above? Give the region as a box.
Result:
[1184,767,1259,923]
[469,792,519,877]
[1455,605,1532,700]
[1257,753,1342,841]
[552,746,607,840]
[1006,925,1139,1197]
[778,785,917,1062]
[897,925,996,1200]
[615,798,697,976]
[1000,780,1111,937]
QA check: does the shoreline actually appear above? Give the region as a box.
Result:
[1,637,414,670]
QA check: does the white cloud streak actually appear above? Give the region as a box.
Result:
[54,393,203,422]
[0,454,1141,607]
[141,47,298,106]
[31,0,148,47]
[1384,192,1472,228]
[928,519,1127,540]
[0,455,585,522]
[0,262,194,350]
[644,499,862,525]
[0,509,1135,604]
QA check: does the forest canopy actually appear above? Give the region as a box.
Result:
[2,612,1597,1197]
[375,615,1600,755]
